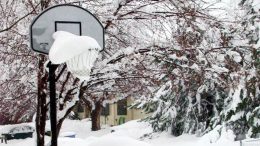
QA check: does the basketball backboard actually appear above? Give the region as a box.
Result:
[30,4,104,54]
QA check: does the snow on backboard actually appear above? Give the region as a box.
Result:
[30,4,104,54]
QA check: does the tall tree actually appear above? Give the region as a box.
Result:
[0,0,39,124]
[35,1,51,146]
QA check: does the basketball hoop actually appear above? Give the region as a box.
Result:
[49,31,101,81]
[29,4,104,146]
[66,48,100,80]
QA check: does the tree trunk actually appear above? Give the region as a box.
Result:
[56,77,79,136]
[36,2,51,146]
[91,101,103,131]
[36,54,48,146]
[56,103,77,136]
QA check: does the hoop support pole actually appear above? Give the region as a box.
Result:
[47,62,59,146]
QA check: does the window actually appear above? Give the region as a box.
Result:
[77,103,84,113]
[117,99,127,115]
[101,104,110,116]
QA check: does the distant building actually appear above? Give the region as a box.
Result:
[75,97,149,126]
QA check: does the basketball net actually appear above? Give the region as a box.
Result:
[49,31,101,81]
[66,48,99,81]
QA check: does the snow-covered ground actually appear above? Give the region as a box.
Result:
[0,119,240,146]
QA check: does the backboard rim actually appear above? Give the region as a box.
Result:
[29,4,105,55]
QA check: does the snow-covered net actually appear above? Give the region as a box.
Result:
[242,139,260,146]
[49,31,101,81]
[66,48,99,81]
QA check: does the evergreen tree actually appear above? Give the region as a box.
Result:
[132,0,260,138]
[222,0,260,138]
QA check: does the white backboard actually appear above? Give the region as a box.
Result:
[30,4,104,54]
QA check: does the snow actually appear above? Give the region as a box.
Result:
[229,111,245,122]
[1,0,259,144]
[0,123,34,134]
[227,50,242,63]
[154,81,172,99]
[2,119,240,146]
[230,83,244,111]
[204,0,243,21]
[190,63,200,72]
[199,126,237,146]
[59,131,76,137]
[110,120,153,139]
[169,54,188,61]
[57,138,88,146]
[112,0,127,8]
[88,135,151,146]
[49,31,101,81]
[205,64,229,74]
[49,31,101,64]
[57,95,78,121]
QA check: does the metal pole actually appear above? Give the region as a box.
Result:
[48,63,58,146]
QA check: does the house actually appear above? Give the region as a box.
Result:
[75,97,149,126]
